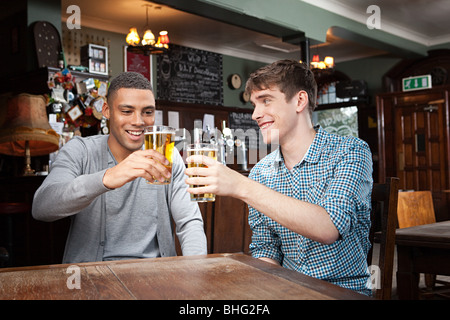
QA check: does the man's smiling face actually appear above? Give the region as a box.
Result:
[250,86,300,145]
[103,87,155,161]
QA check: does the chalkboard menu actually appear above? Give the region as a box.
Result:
[157,44,223,105]
[229,112,260,149]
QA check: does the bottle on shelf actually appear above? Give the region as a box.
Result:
[58,50,66,69]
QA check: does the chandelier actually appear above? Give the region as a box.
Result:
[310,55,334,70]
[308,55,347,93]
[126,4,170,55]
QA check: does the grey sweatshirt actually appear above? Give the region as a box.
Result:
[32,135,207,263]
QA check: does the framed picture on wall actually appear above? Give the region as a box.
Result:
[124,46,152,86]
[81,44,108,75]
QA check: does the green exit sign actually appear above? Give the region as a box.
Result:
[402,75,432,91]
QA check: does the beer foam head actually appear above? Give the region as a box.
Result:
[144,131,174,135]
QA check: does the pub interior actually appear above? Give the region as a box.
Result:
[0,0,450,301]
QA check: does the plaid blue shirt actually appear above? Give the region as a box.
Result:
[248,126,373,296]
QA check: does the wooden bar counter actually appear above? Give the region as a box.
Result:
[0,253,368,300]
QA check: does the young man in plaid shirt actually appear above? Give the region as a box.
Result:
[185,59,373,296]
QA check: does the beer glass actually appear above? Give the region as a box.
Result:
[187,143,218,202]
[144,125,176,184]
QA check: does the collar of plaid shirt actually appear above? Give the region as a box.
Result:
[271,125,322,168]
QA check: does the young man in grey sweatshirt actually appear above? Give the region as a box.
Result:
[32,72,207,263]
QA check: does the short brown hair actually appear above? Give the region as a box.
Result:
[245,59,317,115]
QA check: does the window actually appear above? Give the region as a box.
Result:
[312,106,359,137]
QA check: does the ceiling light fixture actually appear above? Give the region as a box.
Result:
[126,4,170,55]
[307,55,346,94]
[310,54,334,69]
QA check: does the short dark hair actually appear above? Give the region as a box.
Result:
[245,59,317,115]
[106,72,153,103]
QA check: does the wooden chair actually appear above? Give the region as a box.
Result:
[397,190,450,299]
[367,177,400,300]
[397,191,435,228]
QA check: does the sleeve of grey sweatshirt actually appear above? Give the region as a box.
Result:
[32,138,110,222]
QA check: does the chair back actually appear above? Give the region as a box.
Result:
[397,191,436,228]
[368,177,399,300]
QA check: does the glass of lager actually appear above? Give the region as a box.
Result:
[187,143,218,202]
[144,125,176,184]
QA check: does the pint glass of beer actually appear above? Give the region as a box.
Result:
[144,125,176,184]
[187,143,218,202]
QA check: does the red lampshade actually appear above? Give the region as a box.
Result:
[159,31,169,45]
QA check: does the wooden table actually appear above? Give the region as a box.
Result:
[0,253,367,301]
[396,220,450,299]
